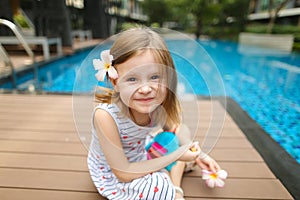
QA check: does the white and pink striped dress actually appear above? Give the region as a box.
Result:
[88,103,175,200]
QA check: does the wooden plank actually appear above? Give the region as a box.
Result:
[0,188,104,200]
[0,100,70,106]
[0,99,72,106]
[0,168,96,192]
[0,139,260,160]
[182,102,227,115]
[0,110,237,128]
[0,94,72,101]
[0,131,81,142]
[183,115,235,122]
[0,113,75,122]
[176,121,239,130]
[0,108,72,115]
[185,161,276,179]
[187,122,240,129]
[0,140,87,155]
[0,104,68,114]
[196,127,246,138]
[0,121,77,132]
[197,137,253,149]
[0,152,87,171]
[182,177,293,199]
[0,110,90,121]
[209,149,264,162]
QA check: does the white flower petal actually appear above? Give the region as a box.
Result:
[109,54,113,62]
[93,59,104,70]
[95,69,106,81]
[206,179,216,188]
[101,50,112,64]
[202,174,210,180]
[217,170,228,179]
[108,67,118,79]
[215,179,225,187]
[100,50,108,60]
[94,50,115,82]
[202,170,211,180]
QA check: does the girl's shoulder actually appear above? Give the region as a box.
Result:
[93,103,121,129]
[95,103,120,114]
[93,103,130,132]
[94,103,124,124]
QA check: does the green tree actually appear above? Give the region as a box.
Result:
[141,0,171,27]
[142,0,250,39]
[170,0,221,38]
[267,0,291,33]
[219,0,250,31]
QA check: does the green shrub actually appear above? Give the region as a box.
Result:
[245,24,267,33]
[245,24,300,34]
[203,26,240,40]
[120,22,144,31]
[13,14,30,28]
[293,42,300,51]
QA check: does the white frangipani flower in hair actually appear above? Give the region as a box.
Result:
[202,169,228,188]
[93,50,118,81]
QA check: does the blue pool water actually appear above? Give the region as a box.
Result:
[1,39,299,163]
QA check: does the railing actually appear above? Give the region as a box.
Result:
[0,43,17,87]
[0,18,38,89]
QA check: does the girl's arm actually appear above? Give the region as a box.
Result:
[175,124,221,172]
[94,109,199,182]
[196,155,221,173]
[175,124,203,161]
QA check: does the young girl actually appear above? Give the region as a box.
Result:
[88,28,221,200]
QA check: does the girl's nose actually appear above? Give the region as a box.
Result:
[138,84,152,93]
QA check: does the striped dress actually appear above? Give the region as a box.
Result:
[87,103,176,200]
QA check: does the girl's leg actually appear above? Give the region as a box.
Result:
[170,161,186,199]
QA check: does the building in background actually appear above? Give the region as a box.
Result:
[248,0,300,25]
[0,0,147,46]
[83,0,147,38]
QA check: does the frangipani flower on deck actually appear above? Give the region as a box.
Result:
[93,50,118,81]
[202,169,228,188]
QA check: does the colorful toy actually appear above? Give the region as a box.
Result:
[145,131,179,171]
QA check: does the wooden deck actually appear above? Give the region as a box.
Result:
[0,94,293,200]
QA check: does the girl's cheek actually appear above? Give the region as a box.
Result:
[119,87,136,106]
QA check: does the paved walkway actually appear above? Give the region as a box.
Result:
[0,94,293,199]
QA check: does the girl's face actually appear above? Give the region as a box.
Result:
[113,50,167,116]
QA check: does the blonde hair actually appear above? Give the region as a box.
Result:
[95,28,181,127]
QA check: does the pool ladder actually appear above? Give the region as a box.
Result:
[0,18,38,89]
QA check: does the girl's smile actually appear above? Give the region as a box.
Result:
[134,97,155,102]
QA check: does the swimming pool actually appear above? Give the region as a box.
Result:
[200,40,300,164]
[1,39,299,163]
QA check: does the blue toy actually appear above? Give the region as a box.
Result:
[145,131,179,171]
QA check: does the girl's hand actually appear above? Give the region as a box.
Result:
[178,141,201,162]
[195,154,221,173]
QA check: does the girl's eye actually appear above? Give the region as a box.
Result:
[126,77,136,82]
[151,75,160,80]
